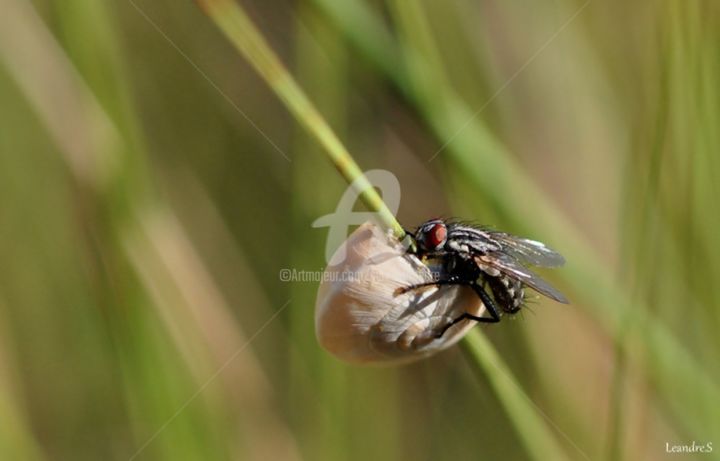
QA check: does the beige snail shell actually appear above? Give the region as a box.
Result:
[315,221,485,365]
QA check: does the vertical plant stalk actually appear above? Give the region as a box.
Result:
[197,0,403,239]
[198,2,574,460]
[461,332,571,461]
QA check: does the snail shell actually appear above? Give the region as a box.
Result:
[315,222,485,365]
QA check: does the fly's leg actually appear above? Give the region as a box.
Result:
[393,276,467,296]
[435,283,501,338]
[469,283,501,323]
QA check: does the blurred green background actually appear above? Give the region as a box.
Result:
[1,0,719,460]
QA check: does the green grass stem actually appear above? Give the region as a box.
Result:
[197,0,403,239]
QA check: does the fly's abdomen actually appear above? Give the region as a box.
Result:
[486,275,525,314]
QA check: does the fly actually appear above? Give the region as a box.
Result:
[398,218,568,337]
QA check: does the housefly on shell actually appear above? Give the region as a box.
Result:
[315,220,567,365]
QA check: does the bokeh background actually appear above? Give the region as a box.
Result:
[1,0,719,460]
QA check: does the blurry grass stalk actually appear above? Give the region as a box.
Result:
[199,1,573,460]
[1,0,303,458]
[0,0,120,190]
[1,0,214,458]
[462,333,574,461]
[288,7,352,460]
[126,206,302,461]
[0,307,45,461]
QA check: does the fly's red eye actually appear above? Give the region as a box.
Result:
[427,223,446,248]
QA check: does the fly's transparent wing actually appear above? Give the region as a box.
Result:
[475,253,569,303]
[486,232,565,267]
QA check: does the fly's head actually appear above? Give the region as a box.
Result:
[413,219,448,257]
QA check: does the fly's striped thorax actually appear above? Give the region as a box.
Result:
[445,225,500,255]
